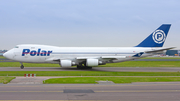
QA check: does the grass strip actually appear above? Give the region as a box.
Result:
[44,77,180,84]
[1,71,180,76]
[0,77,16,84]
[1,61,180,67]
[0,56,6,59]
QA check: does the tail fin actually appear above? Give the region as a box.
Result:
[136,24,171,47]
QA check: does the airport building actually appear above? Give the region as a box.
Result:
[166,50,180,56]
[0,50,8,56]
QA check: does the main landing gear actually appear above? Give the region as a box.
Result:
[77,65,92,69]
[20,63,24,69]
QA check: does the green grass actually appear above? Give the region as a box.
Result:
[44,77,180,84]
[0,77,16,84]
[0,56,6,59]
[0,61,180,67]
[1,71,180,76]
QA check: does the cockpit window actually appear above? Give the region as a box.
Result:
[14,46,19,48]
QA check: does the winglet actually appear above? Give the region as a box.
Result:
[136,24,171,47]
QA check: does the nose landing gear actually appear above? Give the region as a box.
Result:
[20,63,24,69]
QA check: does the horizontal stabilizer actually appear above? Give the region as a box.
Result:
[145,47,175,53]
[132,52,144,57]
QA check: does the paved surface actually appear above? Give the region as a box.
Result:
[1,67,180,72]
[0,82,180,101]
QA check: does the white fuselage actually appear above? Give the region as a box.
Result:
[4,44,161,66]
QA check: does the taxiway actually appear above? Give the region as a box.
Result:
[0,82,180,101]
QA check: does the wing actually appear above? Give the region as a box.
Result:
[77,56,126,60]
[45,56,127,62]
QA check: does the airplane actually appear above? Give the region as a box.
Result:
[3,24,175,69]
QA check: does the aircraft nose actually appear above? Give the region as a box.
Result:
[3,50,14,59]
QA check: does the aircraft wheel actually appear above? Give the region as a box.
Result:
[86,66,92,69]
[77,65,83,69]
[20,65,24,69]
[82,66,92,69]
[77,65,92,69]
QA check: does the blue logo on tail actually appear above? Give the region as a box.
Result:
[152,30,166,44]
[136,24,171,47]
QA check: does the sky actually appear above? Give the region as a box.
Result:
[0,0,180,50]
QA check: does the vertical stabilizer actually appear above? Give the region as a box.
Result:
[136,24,171,47]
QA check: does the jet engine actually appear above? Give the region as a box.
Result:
[86,59,99,66]
[60,60,73,67]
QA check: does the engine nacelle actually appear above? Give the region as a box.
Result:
[86,59,99,66]
[60,60,72,67]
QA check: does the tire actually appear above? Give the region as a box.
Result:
[20,65,24,69]
[77,65,92,69]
